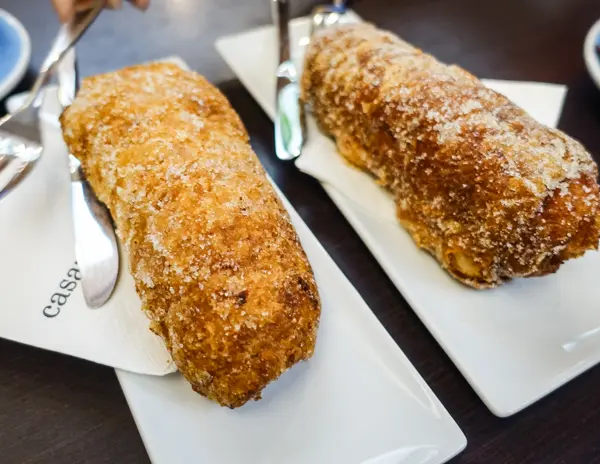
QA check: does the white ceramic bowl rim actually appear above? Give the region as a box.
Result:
[584,18,600,90]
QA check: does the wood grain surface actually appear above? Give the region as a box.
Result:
[2,0,600,462]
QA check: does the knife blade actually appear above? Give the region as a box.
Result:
[273,0,305,161]
[58,48,120,309]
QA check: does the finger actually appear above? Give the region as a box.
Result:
[106,0,123,10]
[51,0,74,23]
[74,0,99,12]
[131,0,150,10]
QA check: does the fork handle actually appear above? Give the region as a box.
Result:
[41,1,104,74]
[25,1,104,109]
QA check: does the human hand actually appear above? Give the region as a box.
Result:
[52,0,150,23]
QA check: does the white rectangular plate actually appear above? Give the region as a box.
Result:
[215,15,600,417]
[32,61,466,463]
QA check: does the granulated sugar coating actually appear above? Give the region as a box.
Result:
[302,23,600,288]
[61,63,320,408]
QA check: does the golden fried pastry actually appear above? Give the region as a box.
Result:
[61,63,321,408]
[301,23,600,288]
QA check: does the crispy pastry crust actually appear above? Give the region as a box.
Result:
[61,63,321,407]
[301,24,600,288]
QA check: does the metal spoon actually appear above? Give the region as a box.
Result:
[310,0,348,35]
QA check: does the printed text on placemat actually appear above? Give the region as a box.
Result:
[43,262,81,318]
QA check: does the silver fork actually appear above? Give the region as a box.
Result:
[57,49,120,309]
[0,1,104,201]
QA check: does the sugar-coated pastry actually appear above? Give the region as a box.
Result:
[61,63,321,407]
[301,24,600,288]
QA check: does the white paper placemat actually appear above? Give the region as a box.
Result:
[1,88,174,375]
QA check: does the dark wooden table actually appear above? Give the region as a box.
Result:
[2,0,600,462]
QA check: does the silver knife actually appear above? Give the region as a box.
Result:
[57,46,120,309]
[273,0,305,160]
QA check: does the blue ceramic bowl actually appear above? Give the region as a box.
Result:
[0,9,31,101]
[584,19,600,91]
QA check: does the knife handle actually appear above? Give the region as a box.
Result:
[273,0,291,63]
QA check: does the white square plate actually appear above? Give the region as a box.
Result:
[215,15,600,417]
[28,62,467,464]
